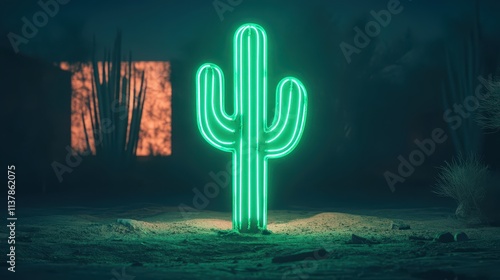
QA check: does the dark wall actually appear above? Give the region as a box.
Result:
[1,48,71,194]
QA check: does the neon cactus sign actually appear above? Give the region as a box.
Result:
[196,23,308,232]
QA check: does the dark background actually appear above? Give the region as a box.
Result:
[1,0,500,211]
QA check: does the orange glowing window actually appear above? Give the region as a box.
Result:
[60,61,171,156]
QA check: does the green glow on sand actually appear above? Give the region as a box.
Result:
[196,23,308,232]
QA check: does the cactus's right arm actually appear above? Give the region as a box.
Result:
[264,77,307,158]
[196,63,238,151]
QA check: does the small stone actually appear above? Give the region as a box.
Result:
[391,220,411,230]
[350,234,378,245]
[117,219,142,230]
[454,232,469,242]
[435,232,454,243]
[262,229,272,235]
[218,230,240,237]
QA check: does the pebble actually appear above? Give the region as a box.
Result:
[350,234,378,245]
[435,232,454,243]
[454,232,469,242]
[391,220,411,230]
[262,229,272,235]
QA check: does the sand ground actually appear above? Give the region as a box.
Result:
[1,204,499,279]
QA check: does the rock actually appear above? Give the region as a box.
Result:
[435,232,454,243]
[116,219,138,228]
[349,234,379,245]
[454,232,469,242]
[217,230,240,237]
[261,229,272,235]
[391,220,411,230]
[116,219,142,230]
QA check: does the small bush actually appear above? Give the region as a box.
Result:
[434,153,491,220]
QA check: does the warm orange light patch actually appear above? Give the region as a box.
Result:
[60,61,171,156]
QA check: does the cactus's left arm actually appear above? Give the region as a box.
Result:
[264,77,307,158]
[196,63,238,152]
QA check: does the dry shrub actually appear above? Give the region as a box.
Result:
[434,153,491,221]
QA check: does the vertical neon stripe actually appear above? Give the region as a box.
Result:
[247,29,252,229]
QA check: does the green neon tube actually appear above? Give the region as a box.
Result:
[196,23,308,232]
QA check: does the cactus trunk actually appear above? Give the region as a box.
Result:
[233,149,266,232]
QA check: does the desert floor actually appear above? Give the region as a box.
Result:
[1,204,499,279]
